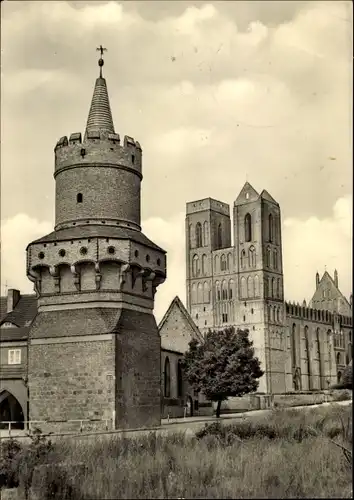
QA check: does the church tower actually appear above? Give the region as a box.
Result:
[233,182,287,393]
[26,49,166,431]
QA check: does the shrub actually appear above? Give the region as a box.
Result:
[0,438,23,488]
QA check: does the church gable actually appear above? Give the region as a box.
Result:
[260,189,279,206]
[234,182,259,206]
[159,296,202,354]
[310,271,351,316]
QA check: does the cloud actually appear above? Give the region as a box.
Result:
[1,1,352,321]
[283,194,352,303]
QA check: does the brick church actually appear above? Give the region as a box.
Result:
[0,53,352,431]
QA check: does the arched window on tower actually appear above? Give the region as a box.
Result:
[203,282,210,303]
[177,360,183,398]
[191,284,197,304]
[273,249,278,270]
[214,254,219,272]
[228,279,234,299]
[222,280,228,300]
[77,193,83,203]
[202,254,207,275]
[254,275,260,297]
[248,246,256,268]
[336,352,341,365]
[197,283,203,303]
[240,250,246,269]
[203,221,209,246]
[164,357,171,398]
[272,278,276,298]
[220,254,226,271]
[277,278,281,299]
[192,255,199,277]
[215,281,221,301]
[195,223,203,248]
[245,213,252,242]
[247,276,254,298]
[189,224,193,248]
[227,253,232,271]
[267,247,271,268]
[217,223,222,248]
[269,213,273,242]
[240,277,247,299]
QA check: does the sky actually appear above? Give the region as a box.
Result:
[1,0,352,322]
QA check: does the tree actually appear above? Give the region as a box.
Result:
[330,361,352,390]
[182,327,264,418]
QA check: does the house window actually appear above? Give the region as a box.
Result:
[8,349,21,365]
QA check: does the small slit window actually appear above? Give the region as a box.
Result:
[131,154,135,164]
[77,193,83,203]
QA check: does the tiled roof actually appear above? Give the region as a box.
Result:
[0,296,7,322]
[0,295,37,328]
[28,225,165,253]
[0,327,29,341]
[85,77,115,136]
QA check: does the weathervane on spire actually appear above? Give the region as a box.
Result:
[96,45,107,78]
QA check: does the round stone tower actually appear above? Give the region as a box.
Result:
[26,50,166,432]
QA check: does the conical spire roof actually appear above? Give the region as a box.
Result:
[85,76,115,137]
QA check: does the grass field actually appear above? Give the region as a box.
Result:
[1,403,352,499]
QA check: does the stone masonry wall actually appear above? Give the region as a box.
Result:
[115,309,161,429]
[28,339,115,432]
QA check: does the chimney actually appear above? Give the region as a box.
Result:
[316,272,320,287]
[334,269,338,288]
[7,289,21,313]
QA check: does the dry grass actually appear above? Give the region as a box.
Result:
[19,403,351,499]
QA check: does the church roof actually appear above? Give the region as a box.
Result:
[28,225,166,253]
[158,296,203,343]
[311,271,351,309]
[85,76,115,138]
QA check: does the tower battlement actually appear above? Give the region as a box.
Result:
[186,198,230,216]
[54,132,142,178]
[285,301,353,326]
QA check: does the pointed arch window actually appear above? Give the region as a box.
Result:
[203,221,209,246]
[272,278,276,298]
[247,276,254,298]
[227,253,232,271]
[254,275,260,297]
[192,255,199,277]
[269,213,273,242]
[220,254,226,271]
[197,283,203,303]
[164,357,171,398]
[191,284,197,304]
[245,213,252,242]
[203,282,210,303]
[240,250,246,269]
[273,249,278,270]
[228,279,234,299]
[222,280,228,300]
[266,247,271,268]
[195,223,203,248]
[189,223,193,248]
[177,360,183,398]
[240,277,247,299]
[248,246,256,268]
[277,278,281,299]
[214,254,219,272]
[217,223,222,248]
[215,281,221,301]
[202,254,207,276]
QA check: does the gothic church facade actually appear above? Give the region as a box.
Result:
[185,183,352,394]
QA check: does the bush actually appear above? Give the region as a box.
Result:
[0,438,23,488]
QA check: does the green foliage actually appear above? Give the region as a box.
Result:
[0,438,22,488]
[182,327,264,413]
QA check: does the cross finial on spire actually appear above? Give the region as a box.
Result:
[96,45,107,78]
